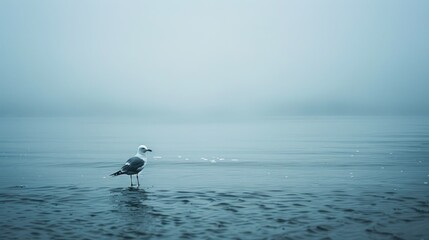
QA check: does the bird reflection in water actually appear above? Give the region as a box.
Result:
[109,188,168,238]
[110,187,150,212]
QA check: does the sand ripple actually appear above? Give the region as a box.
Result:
[0,186,428,239]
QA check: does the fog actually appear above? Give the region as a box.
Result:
[1,0,428,118]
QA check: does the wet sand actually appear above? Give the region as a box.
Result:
[1,185,428,239]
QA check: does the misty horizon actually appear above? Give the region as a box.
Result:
[1,1,428,118]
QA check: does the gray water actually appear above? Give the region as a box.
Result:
[0,116,428,239]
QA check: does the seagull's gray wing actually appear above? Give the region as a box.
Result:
[121,156,145,174]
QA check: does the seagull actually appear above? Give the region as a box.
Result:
[110,145,152,187]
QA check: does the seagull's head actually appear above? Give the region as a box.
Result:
[138,145,152,154]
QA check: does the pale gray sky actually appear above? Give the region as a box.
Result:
[1,0,428,117]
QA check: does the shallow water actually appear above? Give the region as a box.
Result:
[0,116,428,239]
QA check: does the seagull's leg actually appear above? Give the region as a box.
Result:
[136,175,140,187]
[130,175,133,187]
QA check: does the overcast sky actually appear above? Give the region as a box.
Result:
[0,0,428,117]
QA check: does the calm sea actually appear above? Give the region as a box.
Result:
[0,116,428,239]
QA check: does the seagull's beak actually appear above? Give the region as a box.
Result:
[147,149,152,152]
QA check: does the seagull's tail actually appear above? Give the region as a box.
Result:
[110,170,124,176]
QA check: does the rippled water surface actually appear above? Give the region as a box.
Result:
[0,116,428,239]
